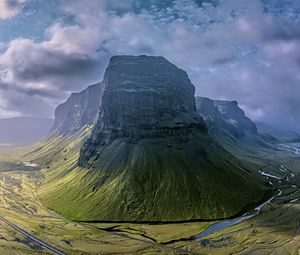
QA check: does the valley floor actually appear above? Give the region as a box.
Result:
[0,151,300,254]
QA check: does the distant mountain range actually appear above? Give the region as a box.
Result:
[195,97,268,148]
[194,97,300,146]
[256,122,300,143]
[0,117,53,147]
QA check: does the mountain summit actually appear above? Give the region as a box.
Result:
[41,56,265,222]
[79,55,205,165]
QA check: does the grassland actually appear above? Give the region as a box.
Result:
[0,159,193,254]
[29,127,266,222]
[0,128,299,254]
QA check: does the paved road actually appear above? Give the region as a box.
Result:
[0,216,67,255]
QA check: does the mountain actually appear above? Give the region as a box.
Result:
[258,133,279,144]
[51,82,105,135]
[256,122,300,142]
[195,97,268,150]
[39,55,265,222]
[0,117,53,147]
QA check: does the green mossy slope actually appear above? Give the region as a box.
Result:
[39,131,265,222]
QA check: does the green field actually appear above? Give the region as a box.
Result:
[0,126,298,254]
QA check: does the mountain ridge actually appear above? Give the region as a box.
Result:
[195,96,268,149]
[51,82,105,135]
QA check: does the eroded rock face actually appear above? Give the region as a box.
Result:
[51,83,105,134]
[196,97,258,140]
[79,56,207,164]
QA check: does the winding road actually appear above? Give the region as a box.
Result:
[0,216,67,255]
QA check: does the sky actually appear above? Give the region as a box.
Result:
[0,0,300,131]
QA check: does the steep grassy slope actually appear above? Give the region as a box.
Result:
[39,130,265,222]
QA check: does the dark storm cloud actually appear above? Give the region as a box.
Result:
[5,0,23,8]
[12,51,99,84]
[0,22,106,94]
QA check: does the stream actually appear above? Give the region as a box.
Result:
[193,161,299,241]
[193,191,279,240]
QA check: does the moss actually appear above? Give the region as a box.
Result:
[34,130,265,222]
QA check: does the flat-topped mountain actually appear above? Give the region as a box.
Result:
[79,55,205,164]
[196,97,267,147]
[41,55,265,222]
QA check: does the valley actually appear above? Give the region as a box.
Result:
[0,140,299,254]
[1,0,299,254]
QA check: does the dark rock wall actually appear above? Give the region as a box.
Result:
[79,55,207,165]
[51,82,104,134]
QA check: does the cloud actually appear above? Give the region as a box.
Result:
[263,39,300,70]
[0,93,21,118]
[192,55,300,131]
[0,88,55,118]
[0,19,106,117]
[0,22,104,95]
[0,0,29,19]
[0,0,300,132]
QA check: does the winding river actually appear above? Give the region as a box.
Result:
[193,191,279,240]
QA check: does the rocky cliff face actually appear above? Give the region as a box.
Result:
[79,56,207,164]
[43,56,264,222]
[51,83,104,134]
[196,97,262,144]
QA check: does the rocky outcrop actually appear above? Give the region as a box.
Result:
[51,83,104,134]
